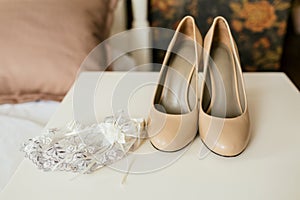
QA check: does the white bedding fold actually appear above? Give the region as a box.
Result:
[0,101,59,191]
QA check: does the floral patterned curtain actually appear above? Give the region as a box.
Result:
[150,0,292,71]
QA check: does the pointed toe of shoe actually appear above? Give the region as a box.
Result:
[199,109,250,157]
[148,106,198,152]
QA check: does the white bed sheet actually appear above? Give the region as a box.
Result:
[0,101,60,191]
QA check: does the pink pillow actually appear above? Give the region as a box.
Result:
[0,0,117,103]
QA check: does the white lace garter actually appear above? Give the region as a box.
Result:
[21,112,146,174]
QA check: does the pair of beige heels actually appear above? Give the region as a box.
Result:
[147,16,250,157]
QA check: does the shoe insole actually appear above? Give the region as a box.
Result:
[207,42,242,118]
[159,40,196,114]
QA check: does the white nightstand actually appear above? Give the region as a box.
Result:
[1,72,299,200]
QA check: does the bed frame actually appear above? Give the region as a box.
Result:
[111,0,151,71]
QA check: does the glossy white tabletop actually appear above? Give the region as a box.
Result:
[1,72,299,200]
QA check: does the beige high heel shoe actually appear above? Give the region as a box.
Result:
[147,16,202,152]
[199,16,250,157]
